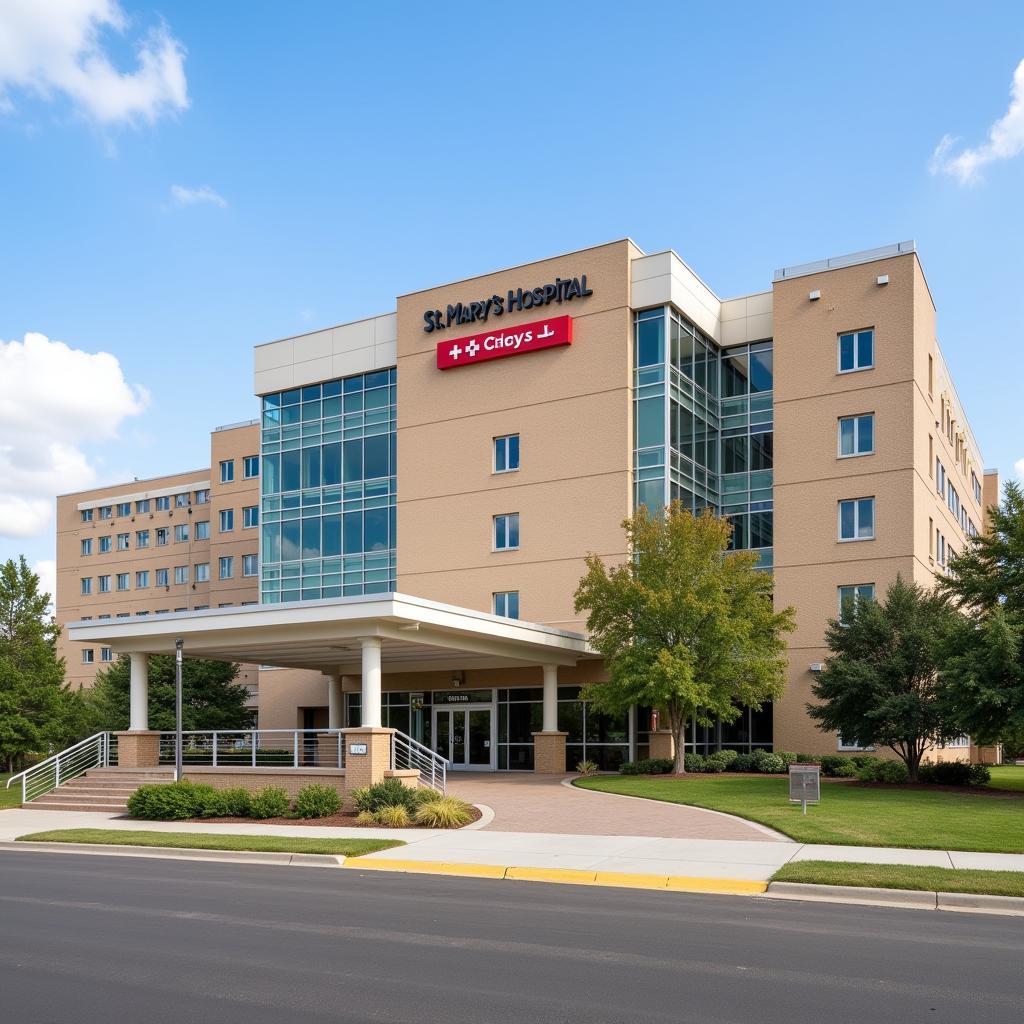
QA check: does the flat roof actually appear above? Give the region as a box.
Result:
[772,241,916,282]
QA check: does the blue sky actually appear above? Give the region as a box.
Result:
[1,2,1023,597]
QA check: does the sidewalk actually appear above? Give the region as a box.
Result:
[2,807,1022,885]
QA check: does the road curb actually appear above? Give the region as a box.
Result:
[764,881,1024,916]
[0,839,345,868]
[346,856,768,894]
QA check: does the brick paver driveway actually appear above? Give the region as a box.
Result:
[445,773,784,841]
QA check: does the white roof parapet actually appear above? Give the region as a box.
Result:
[772,241,916,282]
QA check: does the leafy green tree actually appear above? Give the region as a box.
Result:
[939,480,1024,745]
[807,575,961,782]
[0,557,72,770]
[87,655,253,732]
[574,504,795,773]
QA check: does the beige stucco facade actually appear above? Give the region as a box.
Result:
[57,238,999,767]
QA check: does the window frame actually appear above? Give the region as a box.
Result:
[838,497,875,542]
[493,513,520,551]
[837,413,874,459]
[837,328,875,374]
[219,508,234,533]
[243,455,259,479]
[493,434,521,474]
[220,460,235,483]
[838,583,875,625]
[493,590,520,619]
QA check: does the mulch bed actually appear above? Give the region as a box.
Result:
[182,805,483,828]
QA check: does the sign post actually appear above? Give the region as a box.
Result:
[174,638,184,783]
[788,764,820,816]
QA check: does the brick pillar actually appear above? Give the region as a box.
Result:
[341,727,395,793]
[116,731,161,768]
[648,731,676,761]
[532,731,568,773]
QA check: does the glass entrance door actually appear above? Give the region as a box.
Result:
[433,707,493,770]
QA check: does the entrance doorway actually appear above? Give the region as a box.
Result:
[432,707,494,770]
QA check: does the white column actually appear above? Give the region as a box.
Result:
[129,653,149,731]
[327,673,343,729]
[542,664,558,732]
[360,638,382,728]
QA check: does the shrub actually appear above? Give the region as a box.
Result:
[618,761,639,775]
[706,752,733,772]
[414,796,475,828]
[576,760,599,777]
[753,752,786,774]
[212,786,253,817]
[352,778,418,813]
[713,748,739,768]
[295,783,342,819]
[795,753,818,764]
[127,781,218,821]
[683,752,706,773]
[775,751,798,768]
[250,785,291,818]
[856,759,909,784]
[411,785,445,806]
[850,754,879,770]
[374,804,410,827]
[732,753,755,773]
[968,763,992,785]
[818,755,857,778]
[355,810,376,825]
[919,761,990,786]
[703,757,724,773]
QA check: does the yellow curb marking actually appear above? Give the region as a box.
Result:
[346,857,767,895]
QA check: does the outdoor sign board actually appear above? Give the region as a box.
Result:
[349,743,368,755]
[788,764,820,815]
[436,315,572,370]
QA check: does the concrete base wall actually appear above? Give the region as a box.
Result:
[181,767,346,800]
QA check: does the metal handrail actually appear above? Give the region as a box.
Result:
[158,729,345,769]
[5,732,110,804]
[392,731,447,793]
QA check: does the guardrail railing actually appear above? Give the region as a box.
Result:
[392,731,447,793]
[5,732,111,804]
[158,729,345,769]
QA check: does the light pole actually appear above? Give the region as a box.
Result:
[174,638,184,782]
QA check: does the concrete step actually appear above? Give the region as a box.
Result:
[33,792,134,805]
[26,801,128,812]
[48,786,140,798]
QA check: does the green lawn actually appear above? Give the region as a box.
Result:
[0,773,21,810]
[16,828,402,857]
[575,775,1024,853]
[988,764,1024,793]
[772,860,1024,897]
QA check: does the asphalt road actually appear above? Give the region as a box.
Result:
[0,851,1022,1024]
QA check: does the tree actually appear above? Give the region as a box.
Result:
[86,655,253,732]
[939,481,1024,746]
[807,575,961,782]
[574,504,795,773]
[0,557,73,770]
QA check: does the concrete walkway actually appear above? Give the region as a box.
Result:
[2,807,1022,884]
[446,772,782,840]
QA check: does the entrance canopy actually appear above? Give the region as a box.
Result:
[66,592,595,674]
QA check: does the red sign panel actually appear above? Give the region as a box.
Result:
[436,315,573,370]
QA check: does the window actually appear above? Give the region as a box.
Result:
[80,577,92,596]
[135,499,150,513]
[972,472,982,504]
[98,575,111,593]
[195,562,210,582]
[838,735,874,752]
[136,570,149,589]
[155,568,169,587]
[135,610,149,616]
[935,459,946,498]
[116,533,130,551]
[494,434,520,473]
[937,530,947,568]
[174,566,189,585]
[194,489,210,505]
[242,505,258,529]
[928,353,934,395]
[195,520,210,540]
[80,539,92,556]
[243,455,259,478]
[98,535,111,553]
[839,498,874,541]
[99,505,112,519]
[838,329,874,372]
[100,647,113,663]
[220,460,234,483]
[136,530,149,548]
[155,495,170,511]
[493,513,520,550]
[116,612,130,619]
[838,414,874,457]
[219,509,234,532]
[116,573,129,591]
[98,614,110,620]
[838,584,875,625]
[219,556,233,580]
[82,649,94,664]
[156,527,169,546]
[493,591,520,618]
[242,554,258,577]
[117,502,131,517]
[174,524,189,543]
[80,509,93,522]
[174,492,190,508]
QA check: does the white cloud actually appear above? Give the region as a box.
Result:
[0,0,188,127]
[33,558,56,609]
[1015,458,1024,481]
[931,59,1024,184]
[170,184,227,208]
[0,332,148,539]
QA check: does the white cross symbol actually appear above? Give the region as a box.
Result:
[449,344,462,360]
[466,340,480,357]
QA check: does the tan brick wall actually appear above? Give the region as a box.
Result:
[182,767,346,800]
[532,731,567,773]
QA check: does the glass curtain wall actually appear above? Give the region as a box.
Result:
[259,369,397,602]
